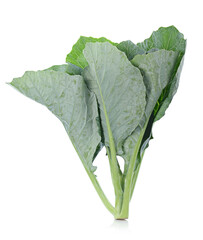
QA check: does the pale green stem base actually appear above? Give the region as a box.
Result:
[84,121,148,220]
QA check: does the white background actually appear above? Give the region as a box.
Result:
[0,0,203,239]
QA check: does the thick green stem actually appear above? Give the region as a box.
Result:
[118,122,148,219]
[106,147,123,212]
[117,139,142,219]
[101,98,123,213]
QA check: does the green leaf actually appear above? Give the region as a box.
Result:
[46,63,82,75]
[132,50,179,119]
[131,26,186,121]
[82,42,146,155]
[10,70,101,172]
[45,63,104,156]
[122,49,179,170]
[134,25,186,56]
[66,36,117,69]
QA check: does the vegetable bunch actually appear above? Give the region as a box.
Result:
[9,26,186,219]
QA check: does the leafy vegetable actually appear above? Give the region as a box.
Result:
[9,26,186,220]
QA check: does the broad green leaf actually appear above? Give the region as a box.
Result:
[82,42,146,155]
[118,26,186,121]
[134,26,186,57]
[66,36,117,69]
[132,50,179,120]
[46,63,82,75]
[131,26,186,121]
[122,49,178,171]
[10,70,101,172]
[121,27,186,164]
[45,63,104,158]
